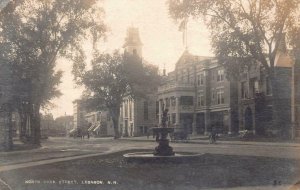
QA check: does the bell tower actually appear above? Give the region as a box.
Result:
[123,27,143,58]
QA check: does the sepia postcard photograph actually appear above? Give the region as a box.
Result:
[0,0,300,189]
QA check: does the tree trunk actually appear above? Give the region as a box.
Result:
[110,107,120,139]
[26,103,41,145]
[32,104,41,145]
[18,104,31,144]
[18,110,27,142]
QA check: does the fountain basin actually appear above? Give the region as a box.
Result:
[123,152,204,163]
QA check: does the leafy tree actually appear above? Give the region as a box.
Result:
[169,0,300,132]
[74,51,161,139]
[0,0,106,144]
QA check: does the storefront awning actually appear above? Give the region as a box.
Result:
[69,128,76,134]
[93,123,101,132]
[88,124,96,131]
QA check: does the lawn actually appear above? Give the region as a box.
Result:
[1,150,299,190]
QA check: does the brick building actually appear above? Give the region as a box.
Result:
[158,49,294,137]
[238,49,293,136]
[157,50,239,135]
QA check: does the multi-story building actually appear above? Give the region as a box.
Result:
[238,49,293,136]
[70,99,87,136]
[158,45,294,137]
[86,111,114,137]
[157,50,239,135]
[119,27,158,137]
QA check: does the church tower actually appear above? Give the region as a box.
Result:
[123,27,143,58]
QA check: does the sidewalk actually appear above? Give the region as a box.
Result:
[120,135,300,148]
[0,137,112,168]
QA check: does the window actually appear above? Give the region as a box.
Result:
[171,97,176,107]
[217,89,225,104]
[144,101,148,120]
[180,96,193,106]
[124,101,128,117]
[198,95,205,107]
[172,113,176,124]
[249,78,259,97]
[254,81,259,93]
[129,101,132,121]
[165,98,170,108]
[211,90,215,104]
[200,73,204,85]
[197,73,204,86]
[241,82,248,99]
[217,70,224,82]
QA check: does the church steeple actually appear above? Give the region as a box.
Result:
[123,27,143,57]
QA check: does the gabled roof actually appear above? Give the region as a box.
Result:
[175,49,213,67]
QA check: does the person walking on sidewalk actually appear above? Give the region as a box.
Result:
[209,127,217,144]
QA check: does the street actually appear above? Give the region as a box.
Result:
[0,137,300,190]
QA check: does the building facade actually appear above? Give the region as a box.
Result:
[157,51,239,135]
[119,27,158,137]
[70,99,87,136]
[86,111,114,137]
[158,47,293,137]
[238,49,293,136]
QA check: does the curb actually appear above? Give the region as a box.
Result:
[118,138,300,148]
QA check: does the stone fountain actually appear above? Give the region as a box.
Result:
[123,109,202,163]
[152,109,174,156]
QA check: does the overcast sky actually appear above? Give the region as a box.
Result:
[50,0,213,118]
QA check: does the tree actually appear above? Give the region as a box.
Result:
[169,0,300,132]
[0,0,106,144]
[73,51,161,139]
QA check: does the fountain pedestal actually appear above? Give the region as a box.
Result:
[123,99,203,162]
[152,127,174,156]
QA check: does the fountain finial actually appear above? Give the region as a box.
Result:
[161,109,168,128]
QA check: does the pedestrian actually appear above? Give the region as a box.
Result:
[209,126,217,144]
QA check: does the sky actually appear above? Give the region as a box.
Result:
[50,0,213,118]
